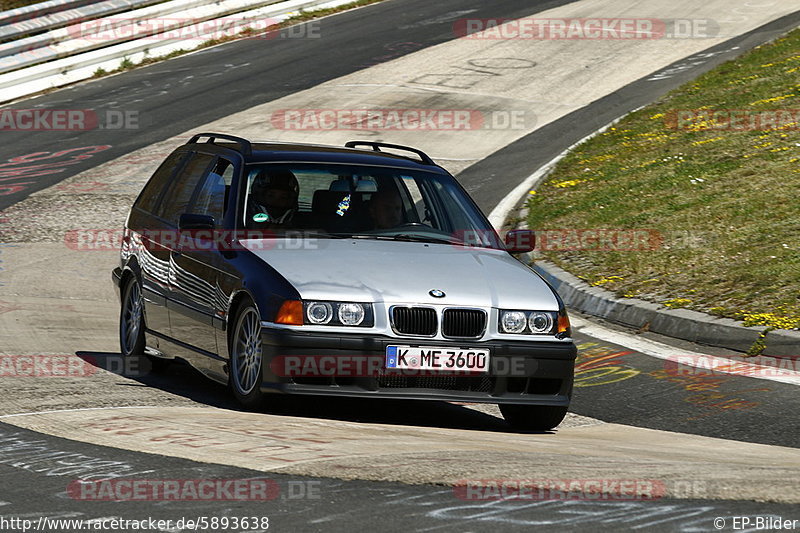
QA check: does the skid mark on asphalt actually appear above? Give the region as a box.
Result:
[572,341,772,420]
[574,342,641,388]
[422,499,718,531]
[0,146,111,198]
[647,366,771,420]
[0,426,155,479]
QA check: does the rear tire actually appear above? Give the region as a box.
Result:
[229,298,266,409]
[499,404,568,431]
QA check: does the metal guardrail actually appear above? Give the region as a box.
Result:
[0,0,350,103]
[0,0,162,43]
[0,0,218,69]
[0,0,97,26]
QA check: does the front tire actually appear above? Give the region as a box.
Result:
[120,276,146,357]
[500,404,568,431]
[229,299,266,409]
[120,275,170,373]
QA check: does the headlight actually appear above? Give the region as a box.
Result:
[528,311,553,334]
[302,301,373,327]
[500,311,528,333]
[498,310,558,335]
[338,303,365,325]
[307,302,333,324]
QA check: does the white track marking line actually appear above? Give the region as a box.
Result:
[0,405,169,419]
[571,316,800,386]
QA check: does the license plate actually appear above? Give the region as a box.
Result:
[386,346,489,373]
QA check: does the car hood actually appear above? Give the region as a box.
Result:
[244,238,559,310]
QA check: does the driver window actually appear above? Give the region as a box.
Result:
[400,175,439,228]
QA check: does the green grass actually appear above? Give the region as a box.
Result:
[527,29,800,331]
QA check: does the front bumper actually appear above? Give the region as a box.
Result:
[259,327,576,405]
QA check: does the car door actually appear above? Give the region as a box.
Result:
[172,157,237,381]
[156,152,218,362]
[128,150,190,339]
[170,156,234,353]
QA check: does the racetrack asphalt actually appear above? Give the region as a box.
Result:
[0,0,576,210]
[1,0,800,529]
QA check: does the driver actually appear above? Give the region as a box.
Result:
[250,168,299,226]
[368,187,404,229]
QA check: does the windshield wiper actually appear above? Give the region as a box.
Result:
[338,233,471,245]
[388,233,464,245]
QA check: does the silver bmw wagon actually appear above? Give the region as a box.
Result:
[113,133,577,430]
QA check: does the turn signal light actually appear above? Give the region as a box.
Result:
[557,311,571,337]
[276,300,303,325]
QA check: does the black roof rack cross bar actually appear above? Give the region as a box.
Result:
[344,141,435,166]
[188,132,252,156]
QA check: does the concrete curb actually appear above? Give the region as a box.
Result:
[530,258,798,357]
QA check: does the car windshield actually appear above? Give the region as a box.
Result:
[240,162,503,249]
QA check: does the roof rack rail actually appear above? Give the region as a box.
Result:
[188,132,252,156]
[344,141,435,166]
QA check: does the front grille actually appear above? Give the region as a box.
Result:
[378,374,494,393]
[392,307,437,336]
[442,308,486,338]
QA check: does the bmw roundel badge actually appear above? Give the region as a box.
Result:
[429,289,446,298]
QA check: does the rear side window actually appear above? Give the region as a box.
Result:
[133,151,187,214]
[157,153,214,226]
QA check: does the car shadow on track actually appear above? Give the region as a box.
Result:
[77,351,558,435]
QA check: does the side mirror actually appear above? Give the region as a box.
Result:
[179,213,215,231]
[504,229,535,253]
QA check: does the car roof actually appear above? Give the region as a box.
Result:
[250,143,448,173]
[185,134,449,175]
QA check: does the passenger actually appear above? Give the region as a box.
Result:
[250,169,299,226]
[368,188,404,229]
